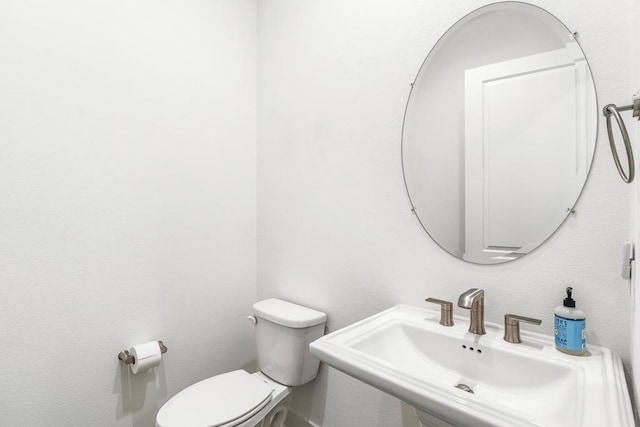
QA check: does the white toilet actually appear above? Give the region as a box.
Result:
[156,298,327,427]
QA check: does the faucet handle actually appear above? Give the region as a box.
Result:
[425,298,454,326]
[504,314,542,343]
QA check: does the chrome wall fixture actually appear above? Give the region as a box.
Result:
[602,92,639,183]
[117,340,168,365]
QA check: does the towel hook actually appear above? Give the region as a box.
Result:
[602,92,640,183]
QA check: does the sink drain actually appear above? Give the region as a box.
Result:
[455,383,474,394]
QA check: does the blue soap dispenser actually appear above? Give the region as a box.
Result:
[554,287,586,355]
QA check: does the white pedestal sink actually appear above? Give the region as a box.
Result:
[309,305,633,427]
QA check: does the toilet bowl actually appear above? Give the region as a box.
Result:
[156,299,327,427]
[156,371,289,427]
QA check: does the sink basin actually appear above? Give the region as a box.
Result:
[309,305,633,427]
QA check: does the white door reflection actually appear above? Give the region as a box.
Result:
[463,41,596,263]
[401,2,598,264]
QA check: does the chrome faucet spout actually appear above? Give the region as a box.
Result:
[457,288,484,308]
[457,288,486,335]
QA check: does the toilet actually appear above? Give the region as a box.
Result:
[156,298,327,427]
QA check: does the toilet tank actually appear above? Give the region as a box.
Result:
[252,299,327,386]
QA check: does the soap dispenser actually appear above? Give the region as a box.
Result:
[554,287,586,355]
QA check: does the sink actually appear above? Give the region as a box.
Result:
[309,305,633,427]
[349,320,582,422]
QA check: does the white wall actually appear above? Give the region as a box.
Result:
[0,1,257,426]
[1,1,635,425]
[257,0,633,425]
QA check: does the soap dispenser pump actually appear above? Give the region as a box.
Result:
[554,287,586,355]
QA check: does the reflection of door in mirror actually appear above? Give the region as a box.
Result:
[401,3,598,264]
[464,41,596,263]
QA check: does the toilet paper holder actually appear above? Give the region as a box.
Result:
[118,340,168,365]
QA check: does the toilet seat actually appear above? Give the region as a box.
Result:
[156,370,273,427]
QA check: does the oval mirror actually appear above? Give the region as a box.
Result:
[402,2,597,264]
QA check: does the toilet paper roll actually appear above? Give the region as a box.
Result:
[130,341,162,374]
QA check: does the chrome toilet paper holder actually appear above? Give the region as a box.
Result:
[118,340,168,365]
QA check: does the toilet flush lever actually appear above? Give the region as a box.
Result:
[246,315,257,324]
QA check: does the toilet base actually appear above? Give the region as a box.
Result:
[256,402,288,427]
[233,371,291,427]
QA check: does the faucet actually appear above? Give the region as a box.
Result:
[457,288,486,335]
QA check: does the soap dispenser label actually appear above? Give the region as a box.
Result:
[554,315,586,350]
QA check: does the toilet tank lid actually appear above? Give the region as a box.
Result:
[253,299,327,328]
